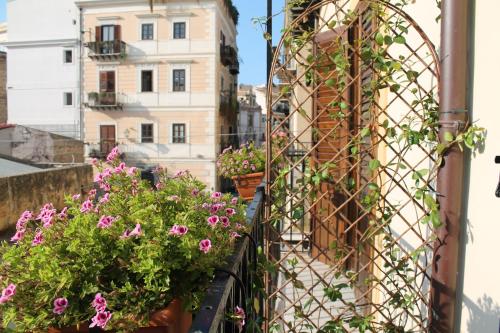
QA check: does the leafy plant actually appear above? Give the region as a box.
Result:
[0,149,247,332]
[217,142,265,178]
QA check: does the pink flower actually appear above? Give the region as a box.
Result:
[91,158,98,166]
[168,195,180,202]
[202,203,210,210]
[19,210,33,221]
[32,229,44,246]
[16,218,28,232]
[80,200,93,213]
[207,215,219,228]
[235,223,243,230]
[102,168,113,178]
[10,230,25,243]
[199,239,212,254]
[231,197,238,205]
[210,205,220,214]
[0,284,16,304]
[230,231,242,239]
[89,310,112,329]
[121,224,142,239]
[226,208,236,217]
[114,162,126,173]
[174,169,188,178]
[88,189,97,198]
[234,306,246,332]
[94,173,104,183]
[97,216,115,229]
[53,297,69,315]
[41,210,56,228]
[127,167,138,176]
[191,188,200,196]
[169,225,189,236]
[155,182,164,190]
[58,207,68,220]
[99,193,110,205]
[211,192,222,199]
[251,165,256,171]
[72,194,81,201]
[106,147,119,162]
[220,216,230,228]
[92,293,107,312]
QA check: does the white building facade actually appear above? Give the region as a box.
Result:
[237,84,263,146]
[4,0,82,139]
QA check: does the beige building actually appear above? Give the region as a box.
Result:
[77,0,239,189]
[237,84,263,146]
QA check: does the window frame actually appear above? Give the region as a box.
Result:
[141,70,154,93]
[172,123,186,144]
[63,49,73,64]
[141,123,154,143]
[173,22,186,39]
[172,69,186,92]
[141,23,154,40]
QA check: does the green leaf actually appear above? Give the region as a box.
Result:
[444,131,454,142]
[394,35,406,44]
[384,35,393,45]
[369,159,381,171]
[325,78,335,88]
[339,101,348,110]
[375,32,384,46]
[360,127,371,138]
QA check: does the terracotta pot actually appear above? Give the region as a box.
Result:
[48,299,192,333]
[231,172,264,201]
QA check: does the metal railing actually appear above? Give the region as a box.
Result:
[220,91,238,116]
[86,40,127,58]
[86,92,124,109]
[189,185,264,333]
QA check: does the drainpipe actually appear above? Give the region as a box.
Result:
[430,0,470,332]
[79,8,84,142]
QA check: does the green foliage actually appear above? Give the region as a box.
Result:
[0,156,247,332]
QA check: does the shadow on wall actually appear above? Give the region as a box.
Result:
[463,294,500,332]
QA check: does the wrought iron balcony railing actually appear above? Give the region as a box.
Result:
[85,92,124,110]
[86,40,127,60]
[220,91,238,116]
[189,185,264,333]
[220,45,238,69]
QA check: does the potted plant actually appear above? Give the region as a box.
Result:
[217,142,265,201]
[88,92,98,106]
[0,148,247,333]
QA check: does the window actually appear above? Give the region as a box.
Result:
[101,25,115,41]
[248,113,254,127]
[141,124,154,143]
[172,123,186,143]
[141,23,154,40]
[64,50,73,64]
[141,70,153,92]
[173,69,186,92]
[63,92,73,106]
[173,22,186,39]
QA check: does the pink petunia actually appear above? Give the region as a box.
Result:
[220,216,230,228]
[32,229,44,246]
[92,293,107,312]
[207,215,220,228]
[0,284,16,304]
[97,216,115,229]
[10,230,25,243]
[53,297,69,315]
[89,310,112,329]
[80,200,94,213]
[226,208,236,217]
[199,239,212,254]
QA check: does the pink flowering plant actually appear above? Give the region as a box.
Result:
[217,142,265,178]
[0,148,246,332]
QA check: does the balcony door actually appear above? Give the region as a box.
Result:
[100,125,116,157]
[99,71,116,105]
[96,25,121,54]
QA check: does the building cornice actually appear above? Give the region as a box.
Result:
[2,38,79,48]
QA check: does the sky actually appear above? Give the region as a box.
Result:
[0,0,283,85]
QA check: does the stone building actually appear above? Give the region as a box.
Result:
[0,51,6,124]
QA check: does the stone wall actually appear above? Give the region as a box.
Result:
[0,52,6,124]
[0,165,93,231]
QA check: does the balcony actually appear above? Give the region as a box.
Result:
[289,0,320,36]
[220,45,239,74]
[85,40,127,60]
[85,92,124,110]
[220,90,238,116]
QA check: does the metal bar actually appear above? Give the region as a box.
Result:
[430,0,470,331]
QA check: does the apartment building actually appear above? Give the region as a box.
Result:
[4,0,81,138]
[237,84,263,146]
[77,0,239,189]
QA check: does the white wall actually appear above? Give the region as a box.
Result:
[6,0,81,138]
[459,1,500,331]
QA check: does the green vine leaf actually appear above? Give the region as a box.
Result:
[369,159,381,171]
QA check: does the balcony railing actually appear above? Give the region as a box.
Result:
[86,40,127,60]
[189,185,264,333]
[220,45,238,71]
[85,92,124,110]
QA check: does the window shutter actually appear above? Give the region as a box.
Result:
[99,71,108,92]
[114,25,121,53]
[95,26,102,42]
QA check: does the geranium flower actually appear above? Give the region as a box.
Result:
[226,208,236,217]
[32,229,44,246]
[199,239,212,254]
[97,216,115,229]
[106,147,119,162]
[114,162,126,173]
[99,193,110,205]
[10,230,25,243]
[121,224,142,239]
[92,293,107,312]
[127,167,138,176]
[234,306,246,332]
[58,207,68,220]
[230,231,242,239]
[88,189,97,198]
[207,215,219,228]
[211,192,222,199]
[80,200,93,213]
[72,193,81,201]
[191,188,200,196]
[89,310,112,329]
[231,197,239,205]
[53,297,69,315]
[220,216,230,228]
[0,284,16,304]
[169,225,189,236]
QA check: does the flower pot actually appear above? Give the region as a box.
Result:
[231,172,264,201]
[48,299,192,333]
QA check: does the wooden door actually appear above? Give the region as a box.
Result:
[100,125,116,156]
